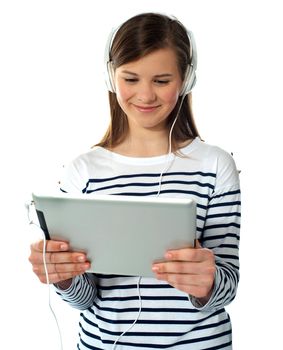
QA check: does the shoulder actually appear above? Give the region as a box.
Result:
[67,146,108,169]
[191,138,240,189]
[189,137,232,160]
[60,147,106,193]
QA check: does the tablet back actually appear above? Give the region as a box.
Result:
[32,193,196,277]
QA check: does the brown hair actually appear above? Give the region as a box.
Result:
[96,12,200,150]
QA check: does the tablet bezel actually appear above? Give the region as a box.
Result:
[32,192,196,277]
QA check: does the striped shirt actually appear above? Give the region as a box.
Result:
[55,137,241,349]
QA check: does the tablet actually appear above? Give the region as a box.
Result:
[32,192,196,277]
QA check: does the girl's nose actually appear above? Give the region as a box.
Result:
[136,82,157,104]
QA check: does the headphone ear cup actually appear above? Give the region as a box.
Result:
[104,26,120,93]
[179,30,197,96]
[104,61,115,93]
[179,66,196,96]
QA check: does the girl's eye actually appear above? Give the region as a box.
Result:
[124,78,138,83]
[123,78,170,85]
[155,80,170,85]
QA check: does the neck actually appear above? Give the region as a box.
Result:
[111,129,170,157]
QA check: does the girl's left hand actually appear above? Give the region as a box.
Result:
[152,241,216,303]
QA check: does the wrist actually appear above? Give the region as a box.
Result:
[196,284,214,306]
[54,278,73,290]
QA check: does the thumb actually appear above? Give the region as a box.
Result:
[195,239,202,248]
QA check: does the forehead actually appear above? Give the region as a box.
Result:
[117,48,179,74]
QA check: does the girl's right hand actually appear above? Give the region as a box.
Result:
[29,240,90,286]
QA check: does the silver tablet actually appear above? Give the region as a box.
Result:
[32,192,196,277]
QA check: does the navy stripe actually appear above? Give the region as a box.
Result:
[218,243,239,249]
[83,171,217,193]
[212,189,240,199]
[87,180,215,193]
[204,223,240,230]
[97,295,189,302]
[217,261,240,271]
[206,212,241,219]
[87,171,217,183]
[79,333,102,348]
[202,233,239,241]
[81,330,232,348]
[99,283,173,291]
[60,188,67,193]
[216,254,239,260]
[88,189,211,199]
[87,308,224,326]
[208,200,241,209]
[92,302,197,314]
[192,317,230,332]
[202,341,233,350]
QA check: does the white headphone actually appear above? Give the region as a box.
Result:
[104,15,197,96]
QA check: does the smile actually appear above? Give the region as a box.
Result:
[133,104,160,113]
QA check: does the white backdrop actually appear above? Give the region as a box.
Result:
[1,0,282,349]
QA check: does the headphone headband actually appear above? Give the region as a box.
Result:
[104,15,197,96]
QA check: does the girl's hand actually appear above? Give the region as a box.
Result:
[152,241,216,303]
[29,239,90,285]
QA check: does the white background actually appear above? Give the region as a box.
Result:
[1,0,282,349]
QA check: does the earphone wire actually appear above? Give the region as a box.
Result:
[156,93,187,197]
[112,276,142,350]
[26,201,64,350]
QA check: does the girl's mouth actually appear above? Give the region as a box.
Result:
[133,104,160,113]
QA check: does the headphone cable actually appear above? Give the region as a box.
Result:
[156,93,187,196]
[26,201,64,350]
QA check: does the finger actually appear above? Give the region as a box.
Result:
[34,261,90,275]
[165,246,214,262]
[152,261,203,275]
[155,272,199,285]
[195,239,202,248]
[155,270,214,287]
[31,240,69,253]
[46,252,88,264]
[37,270,86,285]
[29,251,87,264]
[153,260,216,275]
[166,283,211,298]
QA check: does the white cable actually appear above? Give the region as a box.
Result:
[26,201,64,350]
[156,94,187,197]
[112,276,142,350]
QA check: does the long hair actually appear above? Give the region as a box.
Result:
[96,12,200,150]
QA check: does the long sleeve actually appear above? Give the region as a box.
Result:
[54,155,97,310]
[54,273,97,310]
[190,150,241,311]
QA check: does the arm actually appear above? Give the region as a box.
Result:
[29,240,97,310]
[54,273,97,311]
[152,151,241,311]
[54,156,98,309]
[192,182,240,310]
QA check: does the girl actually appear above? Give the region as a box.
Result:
[29,12,241,350]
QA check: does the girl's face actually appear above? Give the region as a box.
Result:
[114,48,182,133]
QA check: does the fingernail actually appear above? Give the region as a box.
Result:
[165,252,172,259]
[152,266,160,272]
[81,263,90,270]
[77,255,85,262]
[60,244,68,251]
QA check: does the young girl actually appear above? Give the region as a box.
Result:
[29,12,241,350]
